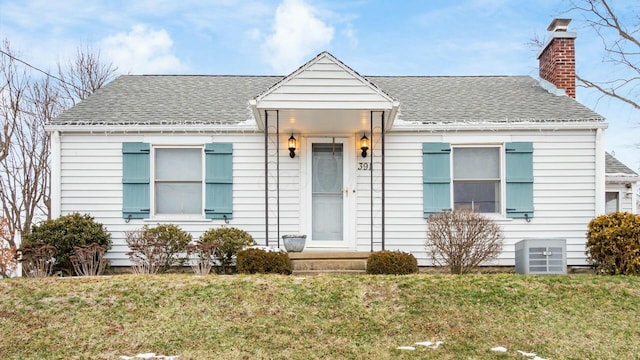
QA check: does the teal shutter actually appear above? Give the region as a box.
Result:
[122,142,150,219]
[423,142,451,217]
[205,143,233,219]
[505,142,534,219]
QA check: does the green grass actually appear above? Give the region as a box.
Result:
[0,274,639,359]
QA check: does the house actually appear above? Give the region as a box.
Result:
[48,18,629,268]
[605,153,639,214]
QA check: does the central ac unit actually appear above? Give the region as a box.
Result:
[515,238,566,275]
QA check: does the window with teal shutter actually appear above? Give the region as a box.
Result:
[423,142,451,217]
[505,142,534,219]
[122,142,150,219]
[204,143,233,219]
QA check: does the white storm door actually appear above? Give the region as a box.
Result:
[306,138,351,248]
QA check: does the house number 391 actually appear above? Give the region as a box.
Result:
[358,162,371,170]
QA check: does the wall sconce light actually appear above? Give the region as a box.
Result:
[360,134,369,158]
[288,134,297,158]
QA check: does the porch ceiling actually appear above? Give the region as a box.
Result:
[256,108,394,135]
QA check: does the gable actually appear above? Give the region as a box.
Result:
[254,52,395,110]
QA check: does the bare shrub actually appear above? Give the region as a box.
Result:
[186,241,220,276]
[18,242,56,277]
[125,230,168,275]
[426,210,503,274]
[69,243,108,276]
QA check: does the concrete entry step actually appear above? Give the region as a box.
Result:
[288,252,369,275]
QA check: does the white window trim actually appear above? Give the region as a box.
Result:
[450,144,506,217]
[151,145,206,220]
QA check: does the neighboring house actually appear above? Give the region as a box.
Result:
[605,153,639,214]
[48,19,616,267]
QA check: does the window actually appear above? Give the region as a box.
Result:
[453,147,501,213]
[122,142,233,220]
[605,192,619,214]
[423,142,533,219]
[154,148,202,215]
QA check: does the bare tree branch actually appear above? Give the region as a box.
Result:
[577,74,640,109]
[569,0,640,110]
[56,45,117,106]
[0,39,116,250]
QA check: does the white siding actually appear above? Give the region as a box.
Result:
[58,132,301,266]
[354,129,599,266]
[58,128,599,267]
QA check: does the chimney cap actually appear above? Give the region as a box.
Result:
[547,18,572,32]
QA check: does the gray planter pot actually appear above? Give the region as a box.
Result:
[282,235,307,252]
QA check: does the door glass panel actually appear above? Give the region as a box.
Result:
[312,143,343,241]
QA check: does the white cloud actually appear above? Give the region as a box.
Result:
[342,24,358,48]
[263,0,334,74]
[100,25,186,74]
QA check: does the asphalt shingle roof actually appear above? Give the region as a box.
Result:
[51,74,604,126]
[606,152,638,176]
[52,75,282,126]
[369,76,603,124]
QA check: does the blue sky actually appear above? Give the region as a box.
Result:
[1,0,638,170]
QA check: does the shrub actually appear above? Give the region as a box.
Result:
[426,209,503,274]
[23,213,112,275]
[126,224,192,274]
[18,242,56,277]
[186,240,220,276]
[366,250,418,275]
[237,248,292,275]
[200,227,256,273]
[69,243,109,276]
[126,230,167,275]
[586,212,640,275]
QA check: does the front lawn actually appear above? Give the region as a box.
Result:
[0,274,638,359]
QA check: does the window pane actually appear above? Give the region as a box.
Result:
[454,181,500,212]
[154,148,203,215]
[156,183,202,214]
[156,148,201,181]
[312,194,343,241]
[453,147,499,179]
[605,192,619,214]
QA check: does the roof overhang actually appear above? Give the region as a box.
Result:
[606,174,640,184]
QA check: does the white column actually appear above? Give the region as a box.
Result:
[51,131,61,218]
[594,128,605,216]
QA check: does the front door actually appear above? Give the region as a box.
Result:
[305,137,353,249]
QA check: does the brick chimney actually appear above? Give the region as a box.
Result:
[537,18,577,98]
